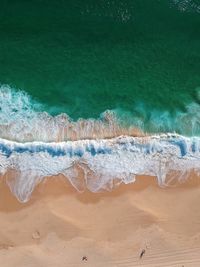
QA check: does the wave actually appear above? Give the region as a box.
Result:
[0,134,200,202]
[1,85,200,202]
[0,85,143,142]
[1,85,200,142]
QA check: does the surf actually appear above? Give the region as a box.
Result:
[1,85,200,142]
[0,134,200,202]
[1,86,200,202]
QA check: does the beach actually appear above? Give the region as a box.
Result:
[0,0,200,266]
[0,173,200,267]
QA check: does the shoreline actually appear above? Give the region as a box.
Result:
[0,132,194,144]
[0,133,200,202]
[0,174,200,266]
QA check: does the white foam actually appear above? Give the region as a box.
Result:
[2,85,200,142]
[0,134,200,202]
[0,85,142,142]
[1,86,200,202]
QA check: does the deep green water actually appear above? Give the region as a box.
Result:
[0,0,200,134]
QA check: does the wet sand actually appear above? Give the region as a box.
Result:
[0,174,200,266]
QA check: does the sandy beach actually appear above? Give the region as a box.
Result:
[1,1,200,266]
[0,174,200,267]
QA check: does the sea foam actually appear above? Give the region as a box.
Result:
[0,85,142,142]
[1,85,200,142]
[0,134,200,202]
[1,85,200,202]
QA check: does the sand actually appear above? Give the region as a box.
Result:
[0,174,200,267]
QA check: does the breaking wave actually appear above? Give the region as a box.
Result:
[1,85,200,141]
[0,85,142,142]
[0,134,200,202]
[1,85,200,202]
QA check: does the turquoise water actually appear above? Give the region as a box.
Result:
[0,0,200,136]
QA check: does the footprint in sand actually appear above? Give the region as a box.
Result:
[32,230,41,240]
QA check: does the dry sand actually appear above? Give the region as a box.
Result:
[0,174,200,266]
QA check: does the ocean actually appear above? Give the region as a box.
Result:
[0,0,200,201]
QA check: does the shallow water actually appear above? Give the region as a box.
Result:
[1,134,200,202]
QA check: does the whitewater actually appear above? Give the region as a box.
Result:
[1,86,200,202]
[0,134,200,202]
[2,85,200,142]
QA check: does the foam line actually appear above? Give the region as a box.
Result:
[0,134,200,202]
